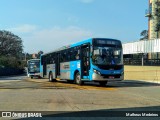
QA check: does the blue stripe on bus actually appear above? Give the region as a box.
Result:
[70,61,81,80]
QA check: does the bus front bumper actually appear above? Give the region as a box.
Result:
[92,72,124,82]
[28,73,40,77]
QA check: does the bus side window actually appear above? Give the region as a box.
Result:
[67,49,71,61]
[63,52,66,62]
[75,47,80,60]
[51,53,55,64]
[60,52,64,62]
[70,49,73,61]
[69,47,80,61]
[76,49,80,60]
[46,56,49,64]
[60,51,67,62]
[71,47,76,60]
[41,56,43,65]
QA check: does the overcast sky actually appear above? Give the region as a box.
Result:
[0,0,148,53]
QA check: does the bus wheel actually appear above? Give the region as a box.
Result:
[38,76,41,79]
[99,81,107,86]
[31,76,33,79]
[67,80,74,84]
[49,72,53,82]
[75,72,83,85]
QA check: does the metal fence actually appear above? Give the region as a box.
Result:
[124,59,160,66]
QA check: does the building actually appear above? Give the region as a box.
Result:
[122,0,160,65]
[146,0,160,39]
[145,0,160,59]
[123,39,160,66]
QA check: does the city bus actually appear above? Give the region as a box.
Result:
[27,59,40,79]
[40,38,124,86]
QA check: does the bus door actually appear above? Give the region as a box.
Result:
[80,44,90,78]
[55,53,60,78]
[43,57,47,77]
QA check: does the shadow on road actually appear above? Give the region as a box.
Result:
[106,80,160,88]
[0,74,27,81]
[0,78,159,90]
[17,106,160,120]
[56,80,160,88]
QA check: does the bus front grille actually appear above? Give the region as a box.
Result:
[101,74,121,78]
[97,65,123,70]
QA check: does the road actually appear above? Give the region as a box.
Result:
[0,75,160,119]
[0,75,27,81]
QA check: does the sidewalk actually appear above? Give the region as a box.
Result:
[124,65,160,84]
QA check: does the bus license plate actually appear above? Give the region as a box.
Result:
[109,76,114,79]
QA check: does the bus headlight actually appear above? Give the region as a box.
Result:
[93,69,101,75]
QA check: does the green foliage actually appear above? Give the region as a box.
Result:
[0,56,25,69]
[0,30,24,69]
[0,30,23,58]
[140,30,148,40]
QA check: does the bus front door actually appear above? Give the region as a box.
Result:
[43,58,47,77]
[55,53,60,78]
[81,44,90,79]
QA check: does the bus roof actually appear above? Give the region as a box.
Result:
[42,38,92,56]
[27,59,40,62]
[42,38,121,56]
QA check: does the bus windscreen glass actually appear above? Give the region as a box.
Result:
[92,39,122,65]
[28,61,40,73]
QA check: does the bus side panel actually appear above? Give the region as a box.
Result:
[46,64,56,78]
[52,64,56,79]
[60,62,70,79]
[40,65,43,78]
[70,60,81,80]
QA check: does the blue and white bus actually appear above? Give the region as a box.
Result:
[40,38,124,86]
[27,59,40,79]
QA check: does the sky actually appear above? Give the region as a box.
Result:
[0,0,148,53]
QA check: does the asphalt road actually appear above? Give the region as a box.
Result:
[0,75,160,120]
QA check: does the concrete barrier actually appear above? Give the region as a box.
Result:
[124,65,160,83]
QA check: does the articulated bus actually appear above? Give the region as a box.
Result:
[40,38,124,86]
[27,59,40,79]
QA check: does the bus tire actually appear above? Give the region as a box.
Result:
[49,72,53,82]
[99,81,107,86]
[31,76,33,79]
[38,76,41,79]
[75,72,83,85]
[67,80,74,84]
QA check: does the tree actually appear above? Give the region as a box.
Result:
[140,30,148,40]
[0,30,25,70]
[0,56,25,69]
[0,30,23,58]
[26,53,33,60]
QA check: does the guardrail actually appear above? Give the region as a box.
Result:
[124,59,160,66]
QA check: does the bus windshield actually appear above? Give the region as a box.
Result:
[92,46,122,65]
[28,61,40,73]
